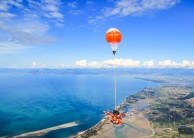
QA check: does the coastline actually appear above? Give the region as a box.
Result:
[7,75,194,138]
[71,77,162,138]
[13,122,78,138]
[72,75,194,138]
[73,88,155,138]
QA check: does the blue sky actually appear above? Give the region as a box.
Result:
[0,0,194,68]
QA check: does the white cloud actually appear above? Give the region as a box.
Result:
[0,20,55,53]
[7,0,23,8]
[5,59,194,69]
[41,0,64,21]
[158,60,194,68]
[0,0,23,11]
[158,60,178,67]
[42,4,59,12]
[27,0,64,25]
[67,2,78,9]
[0,12,16,18]
[88,16,105,25]
[89,0,180,24]
[103,58,140,67]
[67,1,83,16]
[31,61,71,69]
[0,0,63,54]
[180,60,191,68]
[32,61,46,68]
[0,3,10,11]
[75,58,141,68]
[50,12,63,19]
[27,0,41,8]
[143,60,155,68]
[0,42,29,54]
[88,61,100,67]
[74,59,194,69]
[75,60,88,67]
[103,0,180,17]
[45,11,63,19]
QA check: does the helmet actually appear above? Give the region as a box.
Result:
[113,110,120,115]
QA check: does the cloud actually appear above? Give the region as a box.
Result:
[42,3,59,12]
[88,61,100,67]
[67,1,83,16]
[5,59,194,69]
[44,11,63,19]
[89,0,180,24]
[74,59,194,68]
[180,60,190,68]
[41,0,64,20]
[26,0,64,25]
[103,58,140,67]
[0,42,29,54]
[143,60,155,68]
[88,16,105,25]
[7,0,23,8]
[31,61,71,68]
[0,12,16,18]
[103,0,180,17]
[0,20,55,53]
[0,0,64,26]
[0,0,23,11]
[0,0,63,54]
[0,3,9,11]
[67,2,78,9]
[158,60,179,68]
[158,60,194,68]
[32,61,46,68]
[75,58,141,68]
[75,60,88,67]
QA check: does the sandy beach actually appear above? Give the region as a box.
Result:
[13,122,78,138]
[74,99,154,138]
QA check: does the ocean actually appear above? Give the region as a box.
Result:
[0,71,159,137]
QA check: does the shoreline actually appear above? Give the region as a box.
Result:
[71,77,163,138]
[72,76,194,138]
[73,88,155,138]
[13,122,78,138]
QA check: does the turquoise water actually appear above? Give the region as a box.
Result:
[0,73,159,137]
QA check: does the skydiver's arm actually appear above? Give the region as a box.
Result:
[105,111,111,115]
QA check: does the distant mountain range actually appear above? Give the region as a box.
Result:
[1,68,194,76]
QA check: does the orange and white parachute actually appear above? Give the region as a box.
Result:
[105,28,122,55]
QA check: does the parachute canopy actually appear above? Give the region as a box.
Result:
[105,28,122,55]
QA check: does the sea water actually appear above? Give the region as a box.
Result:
[0,72,159,137]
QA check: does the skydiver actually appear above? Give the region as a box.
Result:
[105,110,125,125]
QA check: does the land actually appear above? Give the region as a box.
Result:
[13,122,78,138]
[74,99,153,138]
[74,73,194,138]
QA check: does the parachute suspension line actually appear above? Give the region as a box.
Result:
[114,54,117,109]
[106,27,122,110]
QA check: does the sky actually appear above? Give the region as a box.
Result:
[0,0,194,68]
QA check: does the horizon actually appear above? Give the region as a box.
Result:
[0,0,194,68]
[1,64,194,69]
